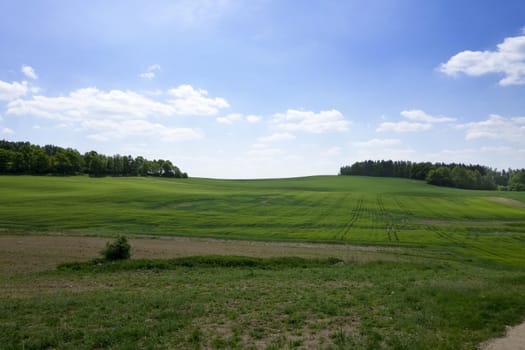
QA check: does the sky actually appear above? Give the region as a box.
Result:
[1,0,525,178]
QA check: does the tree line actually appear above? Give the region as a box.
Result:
[340,160,525,191]
[0,140,188,178]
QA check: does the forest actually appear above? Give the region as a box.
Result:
[340,160,525,191]
[0,140,187,178]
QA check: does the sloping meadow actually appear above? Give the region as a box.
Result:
[1,175,524,265]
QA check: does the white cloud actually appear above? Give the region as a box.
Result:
[401,109,455,123]
[376,109,453,133]
[439,29,525,86]
[245,115,262,123]
[320,146,342,157]
[425,147,524,170]
[167,84,229,116]
[146,1,235,30]
[376,121,432,133]
[139,64,161,79]
[1,127,14,135]
[84,119,203,142]
[139,72,155,79]
[147,64,161,71]
[216,113,243,124]
[247,146,283,157]
[258,132,296,142]
[0,80,27,101]
[142,89,163,96]
[457,114,525,144]
[21,65,38,80]
[353,138,402,147]
[7,87,175,121]
[272,109,349,133]
[7,84,228,120]
[5,84,225,143]
[216,113,262,124]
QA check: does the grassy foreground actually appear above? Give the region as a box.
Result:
[1,255,525,349]
[1,175,525,349]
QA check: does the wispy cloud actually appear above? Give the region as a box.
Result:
[457,114,525,144]
[400,109,455,123]
[216,113,243,124]
[353,138,402,147]
[272,109,350,133]
[145,0,236,30]
[1,127,15,135]
[6,84,227,142]
[21,65,38,80]
[377,109,454,133]
[258,132,296,142]
[245,115,262,123]
[84,119,203,142]
[167,84,229,116]
[139,64,161,79]
[377,121,432,133]
[320,146,341,157]
[440,28,525,86]
[247,144,283,157]
[7,87,175,121]
[216,113,262,124]
[0,80,27,101]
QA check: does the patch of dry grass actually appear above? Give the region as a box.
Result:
[0,235,399,275]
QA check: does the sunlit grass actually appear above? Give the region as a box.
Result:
[1,175,525,266]
[1,256,525,349]
[1,176,525,348]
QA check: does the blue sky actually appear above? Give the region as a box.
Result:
[1,0,524,178]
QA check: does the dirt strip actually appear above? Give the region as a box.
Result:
[479,321,525,350]
[0,235,397,275]
[487,197,525,208]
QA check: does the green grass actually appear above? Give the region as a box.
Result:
[1,175,525,348]
[1,175,525,266]
[57,255,344,272]
[2,256,525,349]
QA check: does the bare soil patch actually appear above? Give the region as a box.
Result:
[487,197,525,209]
[479,321,525,350]
[0,235,398,275]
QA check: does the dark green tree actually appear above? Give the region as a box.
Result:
[426,167,454,187]
[509,170,525,191]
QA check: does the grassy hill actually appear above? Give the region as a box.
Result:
[1,175,525,265]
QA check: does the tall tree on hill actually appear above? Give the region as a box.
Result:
[509,170,525,191]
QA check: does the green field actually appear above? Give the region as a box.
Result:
[1,175,525,265]
[1,175,525,349]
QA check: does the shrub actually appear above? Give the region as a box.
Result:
[101,236,131,261]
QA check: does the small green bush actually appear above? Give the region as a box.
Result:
[101,236,131,261]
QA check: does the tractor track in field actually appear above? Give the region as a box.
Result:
[377,196,399,242]
[427,225,507,261]
[338,197,364,240]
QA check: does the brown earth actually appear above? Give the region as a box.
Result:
[0,234,397,275]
